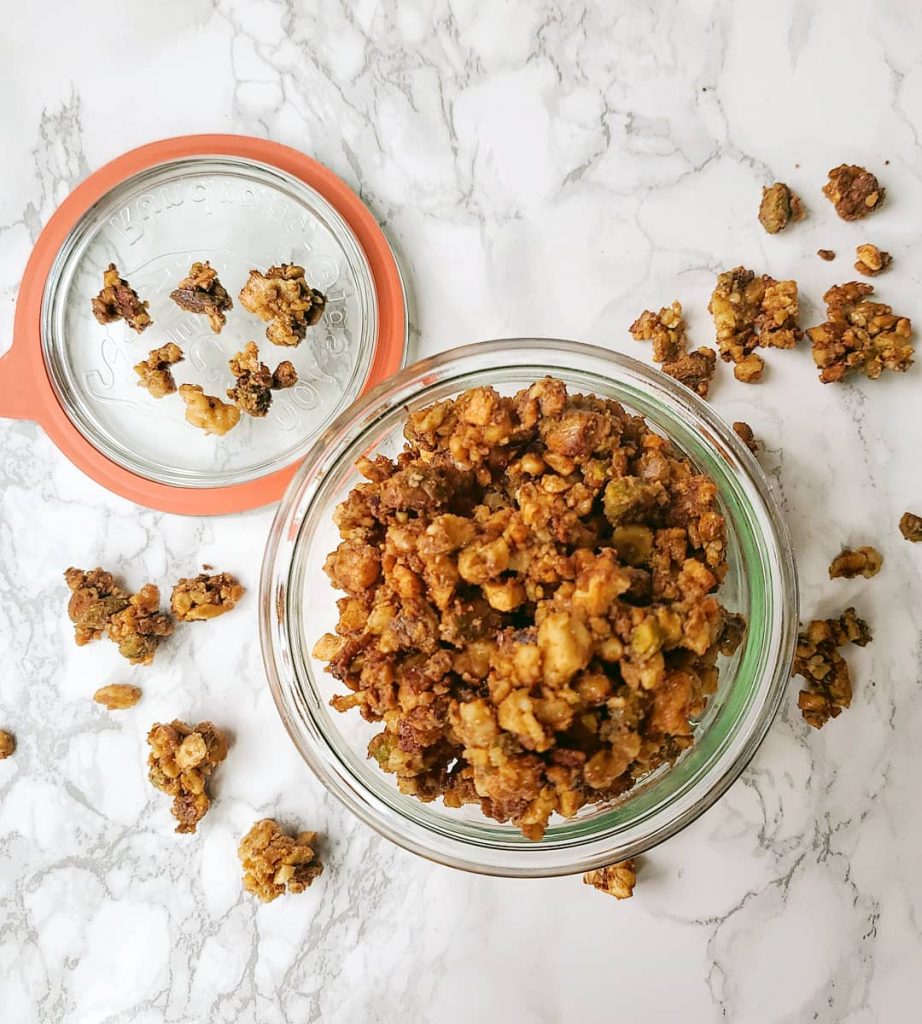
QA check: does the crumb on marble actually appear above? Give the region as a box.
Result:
[93,683,142,710]
[171,572,245,621]
[0,729,15,759]
[170,261,233,333]
[828,546,883,580]
[822,164,885,221]
[817,249,836,261]
[758,182,805,234]
[732,421,759,453]
[899,512,922,542]
[238,264,326,347]
[147,719,228,833]
[134,342,184,399]
[794,607,872,729]
[91,263,152,333]
[583,859,637,899]
[238,819,324,902]
[179,384,241,436]
[854,244,892,277]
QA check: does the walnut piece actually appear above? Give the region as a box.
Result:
[806,282,914,383]
[828,546,883,580]
[238,818,324,902]
[662,347,717,398]
[147,720,228,833]
[315,377,739,840]
[733,352,764,383]
[823,164,884,221]
[854,244,892,277]
[758,182,805,234]
[238,264,326,347]
[630,302,688,363]
[817,249,836,262]
[583,859,637,899]
[65,567,130,646]
[227,342,299,417]
[94,684,142,710]
[0,730,15,759]
[169,261,233,333]
[899,512,922,542]
[171,572,245,621]
[106,584,174,666]
[794,608,871,729]
[732,421,759,453]
[91,263,152,333]
[179,384,241,436]
[134,343,184,398]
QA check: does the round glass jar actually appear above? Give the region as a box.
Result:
[260,340,797,877]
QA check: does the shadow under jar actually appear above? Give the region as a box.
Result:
[260,339,797,877]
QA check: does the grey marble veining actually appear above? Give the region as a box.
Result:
[2,1,922,1021]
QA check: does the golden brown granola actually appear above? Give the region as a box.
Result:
[106,584,174,665]
[93,684,142,710]
[823,165,885,221]
[806,282,914,383]
[794,608,872,728]
[169,261,233,333]
[817,249,836,262]
[709,267,801,372]
[134,343,184,399]
[828,546,883,580]
[179,384,241,436]
[899,512,922,542]
[91,263,152,333]
[854,244,892,277]
[662,348,717,398]
[630,302,688,363]
[732,421,759,453]
[239,264,326,347]
[758,182,805,234]
[65,568,130,646]
[0,730,15,759]
[238,819,324,902]
[227,342,298,417]
[147,720,228,833]
[583,859,637,899]
[733,352,764,383]
[314,378,740,839]
[171,572,245,621]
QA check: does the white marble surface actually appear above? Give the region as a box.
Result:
[2,1,922,1021]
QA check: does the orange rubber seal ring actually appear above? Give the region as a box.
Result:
[0,134,407,514]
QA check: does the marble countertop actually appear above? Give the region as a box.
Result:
[2,1,922,1021]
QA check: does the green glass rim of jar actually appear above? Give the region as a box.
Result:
[260,339,798,877]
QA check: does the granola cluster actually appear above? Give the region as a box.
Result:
[134,343,184,399]
[708,267,801,383]
[170,572,245,621]
[732,421,760,453]
[758,182,805,234]
[899,512,922,542]
[794,608,872,729]
[828,546,883,580]
[179,384,241,436]
[91,263,152,333]
[106,584,175,665]
[806,282,914,383]
[239,264,326,347]
[630,301,717,397]
[583,859,637,899]
[823,165,884,221]
[170,261,233,333]
[854,244,891,277]
[147,720,228,833]
[227,342,298,417]
[314,378,740,839]
[0,730,15,759]
[238,818,324,902]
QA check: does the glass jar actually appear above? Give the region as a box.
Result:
[260,340,797,877]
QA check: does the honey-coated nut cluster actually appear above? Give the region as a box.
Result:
[822,164,885,221]
[134,342,185,399]
[794,608,872,729]
[314,378,741,840]
[91,263,153,333]
[630,301,717,397]
[854,244,892,277]
[828,546,883,580]
[227,342,298,417]
[170,572,245,621]
[583,859,637,899]
[238,818,324,902]
[170,261,234,333]
[0,730,15,759]
[179,384,241,436]
[899,512,922,542]
[239,263,326,347]
[147,720,229,833]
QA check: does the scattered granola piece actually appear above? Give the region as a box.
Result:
[239,264,326,347]
[794,607,871,728]
[709,267,801,371]
[179,384,241,436]
[171,572,245,621]
[807,281,914,383]
[823,164,885,221]
[734,352,764,383]
[93,684,142,710]
[91,263,152,333]
[227,342,298,417]
[272,360,298,390]
[106,584,174,665]
[169,261,233,333]
[64,568,130,646]
[899,512,922,542]
[630,301,688,363]
[662,347,717,398]
[134,343,184,399]
[758,182,805,234]
[828,546,883,580]
[732,421,759,453]
[147,720,228,833]
[854,244,892,277]
[583,860,637,900]
[758,278,801,349]
[0,730,15,759]
[238,819,324,902]
[817,249,836,262]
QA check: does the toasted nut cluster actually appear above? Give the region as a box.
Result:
[93,684,142,710]
[662,348,717,398]
[583,859,637,899]
[758,182,805,234]
[899,512,922,542]
[65,567,130,646]
[91,263,152,333]
[732,421,759,453]
[314,378,740,839]
[179,384,241,436]
[828,546,883,580]
[239,264,326,347]
[709,267,801,382]
[238,818,324,902]
[171,572,245,621]
[227,341,298,417]
[134,343,184,399]
[630,301,717,397]
[823,164,884,221]
[169,261,233,333]
[806,282,914,383]
[817,249,836,262]
[106,584,174,665]
[794,608,872,729]
[147,720,228,833]
[0,730,15,759]
[854,244,892,277]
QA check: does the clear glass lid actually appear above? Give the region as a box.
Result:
[41,157,379,488]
